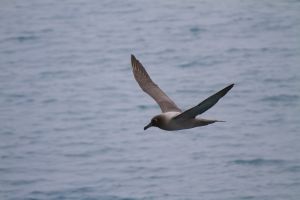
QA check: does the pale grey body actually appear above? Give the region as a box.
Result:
[131,54,234,131]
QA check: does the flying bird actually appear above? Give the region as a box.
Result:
[131,54,234,131]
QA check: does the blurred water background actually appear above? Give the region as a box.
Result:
[1,0,300,199]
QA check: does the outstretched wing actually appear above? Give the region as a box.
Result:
[174,84,234,120]
[131,54,181,113]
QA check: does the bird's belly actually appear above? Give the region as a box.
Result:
[166,120,196,130]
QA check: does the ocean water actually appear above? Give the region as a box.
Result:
[1,0,300,199]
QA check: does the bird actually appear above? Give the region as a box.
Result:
[131,54,234,131]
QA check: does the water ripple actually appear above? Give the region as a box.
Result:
[231,158,286,166]
[0,0,299,200]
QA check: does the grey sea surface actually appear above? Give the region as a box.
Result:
[1,0,300,199]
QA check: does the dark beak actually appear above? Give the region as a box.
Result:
[144,122,152,130]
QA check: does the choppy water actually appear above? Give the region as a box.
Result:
[1,0,300,199]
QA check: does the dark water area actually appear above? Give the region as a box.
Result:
[0,0,300,199]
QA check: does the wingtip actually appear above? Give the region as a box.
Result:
[217,83,234,98]
[131,54,136,60]
[226,83,234,91]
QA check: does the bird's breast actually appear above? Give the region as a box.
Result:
[158,112,184,131]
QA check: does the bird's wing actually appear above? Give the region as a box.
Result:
[131,54,181,113]
[174,84,234,120]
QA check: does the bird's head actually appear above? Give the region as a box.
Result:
[144,115,162,130]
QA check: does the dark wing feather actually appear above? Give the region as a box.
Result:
[174,84,234,120]
[131,54,181,113]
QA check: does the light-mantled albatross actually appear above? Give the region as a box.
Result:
[131,54,234,131]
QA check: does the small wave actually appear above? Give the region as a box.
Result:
[260,94,299,103]
[29,191,138,200]
[63,153,91,158]
[0,167,12,172]
[98,196,138,200]
[7,93,26,99]
[7,35,39,42]
[178,60,198,68]
[89,196,138,200]
[239,196,255,199]
[232,158,286,166]
[10,178,45,186]
[283,165,300,173]
[263,78,282,83]
[178,58,223,68]
[2,131,14,135]
[137,105,156,110]
[42,98,58,104]
[189,26,206,34]
[38,70,70,78]
[29,187,138,200]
